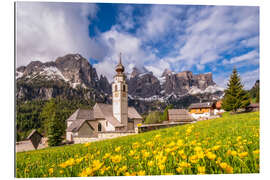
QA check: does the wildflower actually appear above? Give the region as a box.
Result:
[238,152,248,158]
[48,168,54,174]
[115,146,121,152]
[76,157,84,164]
[236,136,242,142]
[154,134,161,139]
[79,167,93,177]
[118,166,127,173]
[137,170,146,176]
[197,151,205,159]
[206,152,216,160]
[137,123,142,127]
[84,142,91,147]
[231,150,237,156]
[226,149,232,156]
[176,167,183,173]
[143,151,150,158]
[147,160,154,167]
[175,132,179,135]
[128,150,136,156]
[146,141,154,148]
[92,160,103,171]
[189,155,198,164]
[253,149,260,155]
[103,153,111,159]
[158,164,165,171]
[168,141,176,147]
[177,139,184,147]
[197,166,205,174]
[111,155,122,163]
[219,162,228,169]
[132,142,140,149]
[179,162,191,168]
[59,170,63,174]
[212,145,221,151]
[194,146,202,152]
[225,165,233,173]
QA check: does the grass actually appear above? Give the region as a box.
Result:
[16,111,259,177]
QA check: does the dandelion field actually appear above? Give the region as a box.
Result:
[16,112,259,177]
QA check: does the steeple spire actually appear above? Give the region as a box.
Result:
[115,52,125,74]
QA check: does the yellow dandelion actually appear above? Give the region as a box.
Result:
[48,168,54,174]
[158,164,165,171]
[253,149,260,155]
[176,167,183,173]
[137,170,146,176]
[225,165,233,173]
[231,150,237,156]
[238,152,248,158]
[219,162,228,169]
[212,145,221,151]
[206,152,216,160]
[115,146,121,152]
[197,166,205,174]
[147,160,154,167]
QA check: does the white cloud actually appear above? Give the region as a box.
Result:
[16,2,100,67]
[240,36,259,47]
[229,50,259,64]
[241,68,260,89]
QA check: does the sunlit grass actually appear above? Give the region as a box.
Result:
[16,111,259,177]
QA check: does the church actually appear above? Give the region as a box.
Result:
[66,55,143,143]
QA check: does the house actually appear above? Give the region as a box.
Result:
[168,109,194,123]
[188,102,216,119]
[66,54,143,143]
[246,103,260,112]
[26,129,43,149]
[213,100,225,115]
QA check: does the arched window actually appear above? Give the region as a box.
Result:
[115,85,117,91]
[123,85,126,92]
[98,123,102,132]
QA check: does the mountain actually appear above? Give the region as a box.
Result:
[16,54,224,113]
[16,54,111,103]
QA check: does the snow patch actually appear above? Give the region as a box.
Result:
[158,76,166,85]
[41,66,69,82]
[16,71,23,79]
[188,85,224,95]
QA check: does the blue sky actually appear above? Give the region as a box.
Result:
[16,2,259,89]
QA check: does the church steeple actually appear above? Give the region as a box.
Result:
[115,53,125,74]
[112,53,128,130]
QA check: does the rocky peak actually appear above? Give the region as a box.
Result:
[161,68,172,77]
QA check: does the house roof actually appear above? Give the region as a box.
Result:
[27,129,43,139]
[168,109,193,122]
[188,102,214,109]
[93,103,142,127]
[67,108,94,121]
[66,119,94,132]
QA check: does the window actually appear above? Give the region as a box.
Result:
[115,85,117,91]
[98,123,102,132]
[123,85,126,92]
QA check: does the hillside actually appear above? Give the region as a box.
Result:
[16,112,259,177]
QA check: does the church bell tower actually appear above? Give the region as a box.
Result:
[112,53,128,129]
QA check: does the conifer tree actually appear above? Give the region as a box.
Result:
[222,68,250,112]
[162,104,174,121]
[47,111,63,146]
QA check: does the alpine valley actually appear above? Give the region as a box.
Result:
[16,53,225,114]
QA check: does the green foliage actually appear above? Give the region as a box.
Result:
[249,80,259,103]
[16,112,259,177]
[222,68,250,112]
[144,111,163,124]
[162,104,174,121]
[16,97,95,141]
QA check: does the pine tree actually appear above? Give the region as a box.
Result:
[255,84,260,103]
[162,104,174,121]
[47,112,64,146]
[222,68,250,112]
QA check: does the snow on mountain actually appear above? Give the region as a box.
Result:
[16,71,23,79]
[41,66,69,82]
[188,85,224,95]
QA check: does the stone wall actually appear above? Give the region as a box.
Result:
[98,131,135,139]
